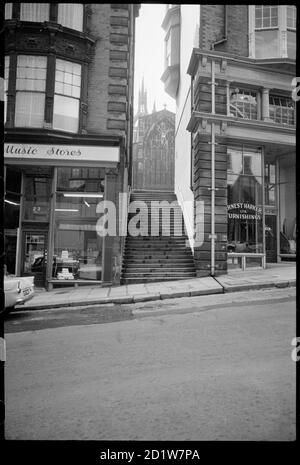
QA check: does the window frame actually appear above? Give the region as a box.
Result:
[5,53,83,133]
[229,87,258,121]
[254,5,279,30]
[269,94,295,126]
[249,5,296,59]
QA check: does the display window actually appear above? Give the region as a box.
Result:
[227,147,264,267]
[52,167,105,281]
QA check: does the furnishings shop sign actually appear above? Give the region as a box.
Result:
[4,143,119,164]
[227,203,262,220]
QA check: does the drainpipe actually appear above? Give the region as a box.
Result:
[212,5,227,49]
[210,59,216,276]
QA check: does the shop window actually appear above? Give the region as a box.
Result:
[20,3,50,22]
[53,168,105,281]
[57,3,83,32]
[15,55,47,128]
[279,155,296,257]
[53,59,81,133]
[229,89,257,120]
[269,95,295,125]
[5,3,12,19]
[227,147,263,262]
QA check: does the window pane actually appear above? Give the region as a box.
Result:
[255,29,279,58]
[57,4,83,32]
[16,56,47,91]
[55,59,81,98]
[5,3,12,19]
[15,92,45,127]
[20,3,49,22]
[53,95,79,132]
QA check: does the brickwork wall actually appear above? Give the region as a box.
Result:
[199,4,249,57]
[193,133,228,276]
[85,4,136,284]
[192,72,228,276]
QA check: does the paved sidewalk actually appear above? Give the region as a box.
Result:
[18,262,295,311]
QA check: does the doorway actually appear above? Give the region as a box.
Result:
[22,231,48,287]
[265,214,277,262]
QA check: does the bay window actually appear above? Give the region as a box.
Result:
[5,54,82,132]
[249,5,296,59]
[53,59,81,133]
[15,55,47,128]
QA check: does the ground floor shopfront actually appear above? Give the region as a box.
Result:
[192,135,296,276]
[4,135,126,289]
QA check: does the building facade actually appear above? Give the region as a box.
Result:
[3,3,140,288]
[132,83,175,191]
[161,4,296,276]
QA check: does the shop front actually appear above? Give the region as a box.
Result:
[4,139,120,288]
[226,144,296,270]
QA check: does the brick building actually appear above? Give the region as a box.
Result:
[3,3,140,288]
[161,4,296,276]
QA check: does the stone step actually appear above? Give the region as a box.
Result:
[122,273,196,279]
[121,277,192,284]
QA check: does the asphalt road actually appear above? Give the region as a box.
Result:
[4,287,296,441]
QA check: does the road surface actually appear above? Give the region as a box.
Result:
[4,287,296,441]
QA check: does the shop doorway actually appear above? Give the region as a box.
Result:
[22,231,48,287]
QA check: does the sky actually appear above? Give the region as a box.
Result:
[134,3,176,115]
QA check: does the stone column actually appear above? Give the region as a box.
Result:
[261,88,271,122]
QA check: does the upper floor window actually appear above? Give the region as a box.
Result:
[57,4,83,32]
[269,95,295,125]
[20,3,50,22]
[229,89,257,120]
[6,54,82,133]
[53,59,82,132]
[5,3,12,19]
[255,5,278,29]
[287,5,296,30]
[15,55,47,128]
[249,5,296,59]
[5,3,84,32]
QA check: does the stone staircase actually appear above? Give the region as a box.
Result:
[121,190,196,284]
